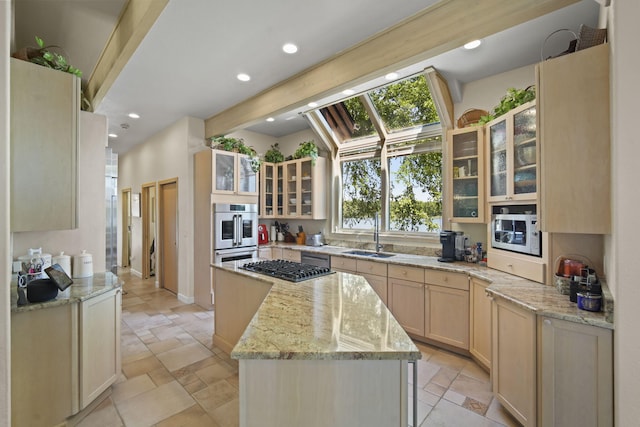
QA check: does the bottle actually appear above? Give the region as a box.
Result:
[476,242,483,263]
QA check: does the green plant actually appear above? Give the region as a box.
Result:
[477,86,536,125]
[27,36,83,78]
[264,143,285,163]
[209,135,262,172]
[293,140,319,165]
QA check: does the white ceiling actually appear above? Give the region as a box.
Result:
[13,0,600,154]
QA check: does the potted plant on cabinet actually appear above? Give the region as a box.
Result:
[477,86,536,125]
[208,135,262,172]
[292,140,319,165]
[264,143,285,163]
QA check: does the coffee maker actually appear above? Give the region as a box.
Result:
[438,230,456,262]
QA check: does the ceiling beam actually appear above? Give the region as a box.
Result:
[205,0,579,137]
[85,0,168,112]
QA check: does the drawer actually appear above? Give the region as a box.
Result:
[282,248,301,262]
[488,250,545,283]
[425,270,469,291]
[388,264,424,283]
[356,259,388,276]
[331,256,357,272]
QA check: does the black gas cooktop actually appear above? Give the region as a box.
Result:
[240,259,334,282]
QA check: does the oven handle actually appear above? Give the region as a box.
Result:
[233,214,239,246]
[236,214,242,246]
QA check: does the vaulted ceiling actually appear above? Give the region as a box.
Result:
[12,0,600,154]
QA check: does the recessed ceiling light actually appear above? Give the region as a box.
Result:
[266,117,275,122]
[342,89,355,96]
[464,39,482,50]
[308,102,318,108]
[385,72,399,80]
[108,133,118,138]
[237,73,251,82]
[128,113,140,119]
[285,116,297,121]
[282,43,298,54]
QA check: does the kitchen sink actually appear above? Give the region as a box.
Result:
[343,250,395,258]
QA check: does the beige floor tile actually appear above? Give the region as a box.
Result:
[156,341,213,372]
[196,362,235,385]
[151,324,185,341]
[430,349,469,371]
[485,397,521,427]
[147,337,184,355]
[111,374,156,403]
[209,397,239,427]
[443,389,467,405]
[155,404,221,427]
[449,373,494,406]
[122,354,164,379]
[193,379,238,413]
[184,378,208,394]
[424,382,447,397]
[414,359,441,388]
[420,398,503,427]
[430,366,459,389]
[76,397,124,427]
[461,359,490,383]
[148,366,175,386]
[116,380,195,427]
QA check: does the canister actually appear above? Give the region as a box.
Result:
[73,250,93,278]
[52,251,72,276]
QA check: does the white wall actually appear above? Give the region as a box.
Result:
[1,2,12,423]
[118,116,204,303]
[610,0,640,423]
[455,64,535,124]
[12,112,107,274]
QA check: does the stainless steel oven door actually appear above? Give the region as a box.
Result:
[213,204,258,251]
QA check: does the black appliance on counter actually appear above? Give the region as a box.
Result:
[241,259,334,282]
[438,230,456,262]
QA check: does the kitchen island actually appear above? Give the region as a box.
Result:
[212,261,421,427]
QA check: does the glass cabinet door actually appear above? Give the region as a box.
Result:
[238,155,257,194]
[450,128,483,221]
[512,106,537,195]
[261,163,275,217]
[489,119,507,199]
[285,161,298,216]
[213,151,235,193]
[276,164,284,216]
[300,160,313,217]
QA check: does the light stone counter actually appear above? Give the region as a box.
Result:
[214,261,421,361]
[10,271,122,313]
[260,243,614,329]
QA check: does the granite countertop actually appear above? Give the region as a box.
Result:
[215,261,421,362]
[10,271,122,313]
[259,242,614,329]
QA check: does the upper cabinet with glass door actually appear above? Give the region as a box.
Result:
[487,101,537,203]
[211,149,259,196]
[283,157,326,219]
[447,127,485,223]
[260,162,285,217]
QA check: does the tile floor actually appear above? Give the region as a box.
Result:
[77,270,520,427]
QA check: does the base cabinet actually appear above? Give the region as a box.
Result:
[492,298,537,427]
[539,316,613,427]
[79,288,122,409]
[469,278,491,370]
[388,278,425,337]
[425,284,469,350]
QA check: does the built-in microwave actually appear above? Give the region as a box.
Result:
[491,213,541,257]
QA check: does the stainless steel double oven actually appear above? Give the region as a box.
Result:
[212,203,258,263]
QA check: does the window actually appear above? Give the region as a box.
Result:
[315,72,444,235]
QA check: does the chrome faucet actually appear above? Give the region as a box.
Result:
[373,213,382,253]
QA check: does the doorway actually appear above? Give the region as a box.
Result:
[158,179,178,294]
[141,182,157,280]
[121,188,131,268]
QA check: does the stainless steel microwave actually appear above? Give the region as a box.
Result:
[491,213,541,257]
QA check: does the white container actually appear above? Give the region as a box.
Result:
[73,250,93,278]
[52,252,72,277]
[17,248,52,277]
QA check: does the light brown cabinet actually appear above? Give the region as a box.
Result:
[79,288,122,409]
[260,162,284,217]
[258,246,272,259]
[211,149,259,196]
[331,255,357,273]
[388,265,425,337]
[447,127,485,223]
[10,58,80,232]
[282,248,301,262]
[492,298,537,427]
[424,271,469,350]
[356,259,388,305]
[282,157,326,219]
[486,101,537,203]
[538,316,612,427]
[536,43,610,234]
[469,278,491,371]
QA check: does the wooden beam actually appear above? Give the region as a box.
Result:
[205,0,579,137]
[85,0,168,111]
[424,66,454,130]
